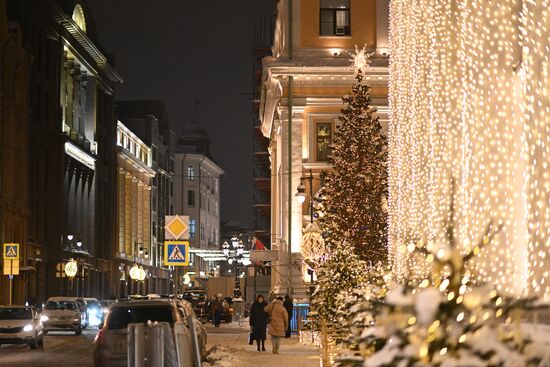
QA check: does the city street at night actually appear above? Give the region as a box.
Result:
[2,0,550,365]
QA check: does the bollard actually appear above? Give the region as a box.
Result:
[128,323,146,367]
[146,321,164,367]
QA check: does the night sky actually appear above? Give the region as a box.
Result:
[88,1,276,227]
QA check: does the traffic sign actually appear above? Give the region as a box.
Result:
[3,259,19,275]
[3,243,19,260]
[164,241,189,266]
[165,216,189,240]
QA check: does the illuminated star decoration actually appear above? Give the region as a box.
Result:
[349,44,373,74]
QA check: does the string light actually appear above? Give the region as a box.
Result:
[388,0,550,297]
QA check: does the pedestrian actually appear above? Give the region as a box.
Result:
[249,294,269,352]
[283,295,293,338]
[264,296,288,354]
[211,296,222,327]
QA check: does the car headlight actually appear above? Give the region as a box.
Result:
[40,315,49,322]
[23,324,33,332]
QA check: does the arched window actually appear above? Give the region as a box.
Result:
[72,5,87,33]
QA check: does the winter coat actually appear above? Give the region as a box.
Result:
[210,299,221,314]
[249,301,268,340]
[265,299,288,337]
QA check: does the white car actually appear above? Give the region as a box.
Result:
[0,305,44,349]
[42,297,82,335]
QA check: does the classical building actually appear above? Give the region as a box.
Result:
[114,121,155,297]
[7,0,122,302]
[115,100,175,295]
[260,0,390,299]
[173,121,223,287]
[0,0,32,305]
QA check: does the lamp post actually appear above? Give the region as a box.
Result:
[222,236,245,298]
[296,170,314,224]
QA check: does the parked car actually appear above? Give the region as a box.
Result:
[176,300,208,361]
[0,305,44,349]
[41,297,82,335]
[182,288,208,317]
[84,298,103,328]
[93,299,207,366]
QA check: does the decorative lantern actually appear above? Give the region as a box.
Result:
[300,222,326,268]
[64,258,78,278]
[129,263,140,280]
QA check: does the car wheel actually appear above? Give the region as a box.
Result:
[43,329,48,335]
[75,327,82,336]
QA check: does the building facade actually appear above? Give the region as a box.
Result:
[0,0,32,304]
[260,0,390,299]
[114,121,155,297]
[7,0,122,303]
[174,121,223,287]
[115,101,175,295]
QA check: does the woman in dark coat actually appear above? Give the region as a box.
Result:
[249,294,269,351]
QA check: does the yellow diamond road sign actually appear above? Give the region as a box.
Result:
[165,215,189,240]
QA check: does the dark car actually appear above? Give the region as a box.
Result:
[182,288,208,317]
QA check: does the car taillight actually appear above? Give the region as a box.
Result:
[94,328,106,346]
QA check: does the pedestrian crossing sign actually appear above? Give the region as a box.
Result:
[164,241,189,266]
[3,243,19,260]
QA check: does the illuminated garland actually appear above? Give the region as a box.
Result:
[389,0,550,297]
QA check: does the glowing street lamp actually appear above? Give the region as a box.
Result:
[64,258,78,278]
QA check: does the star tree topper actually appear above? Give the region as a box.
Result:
[349,44,374,74]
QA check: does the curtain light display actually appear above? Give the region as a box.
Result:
[389,0,549,297]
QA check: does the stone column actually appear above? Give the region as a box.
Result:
[131,177,138,258]
[124,173,132,256]
[118,169,126,256]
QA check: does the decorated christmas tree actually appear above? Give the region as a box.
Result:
[317,46,388,263]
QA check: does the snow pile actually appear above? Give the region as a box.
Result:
[202,345,239,367]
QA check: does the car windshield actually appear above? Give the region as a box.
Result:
[0,308,32,320]
[107,305,175,330]
[45,301,76,310]
[99,301,111,307]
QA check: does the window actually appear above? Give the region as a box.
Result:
[187,165,195,181]
[189,219,196,239]
[187,190,196,207]
[316,123,332,161]
[200,225,205,241]
[320,0,350,36]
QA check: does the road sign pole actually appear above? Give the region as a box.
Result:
[9,260,13,305]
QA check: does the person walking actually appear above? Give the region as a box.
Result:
[211,296,222,327]
[249,294,269,352]
[264,296,288,354]
[283,295,293,338]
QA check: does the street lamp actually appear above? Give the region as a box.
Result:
[223,235,246,298]
[296,170,314,223]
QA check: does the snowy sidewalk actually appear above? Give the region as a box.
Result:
[203,324,320,367]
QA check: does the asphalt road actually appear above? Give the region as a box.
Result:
[0,328,97,367]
